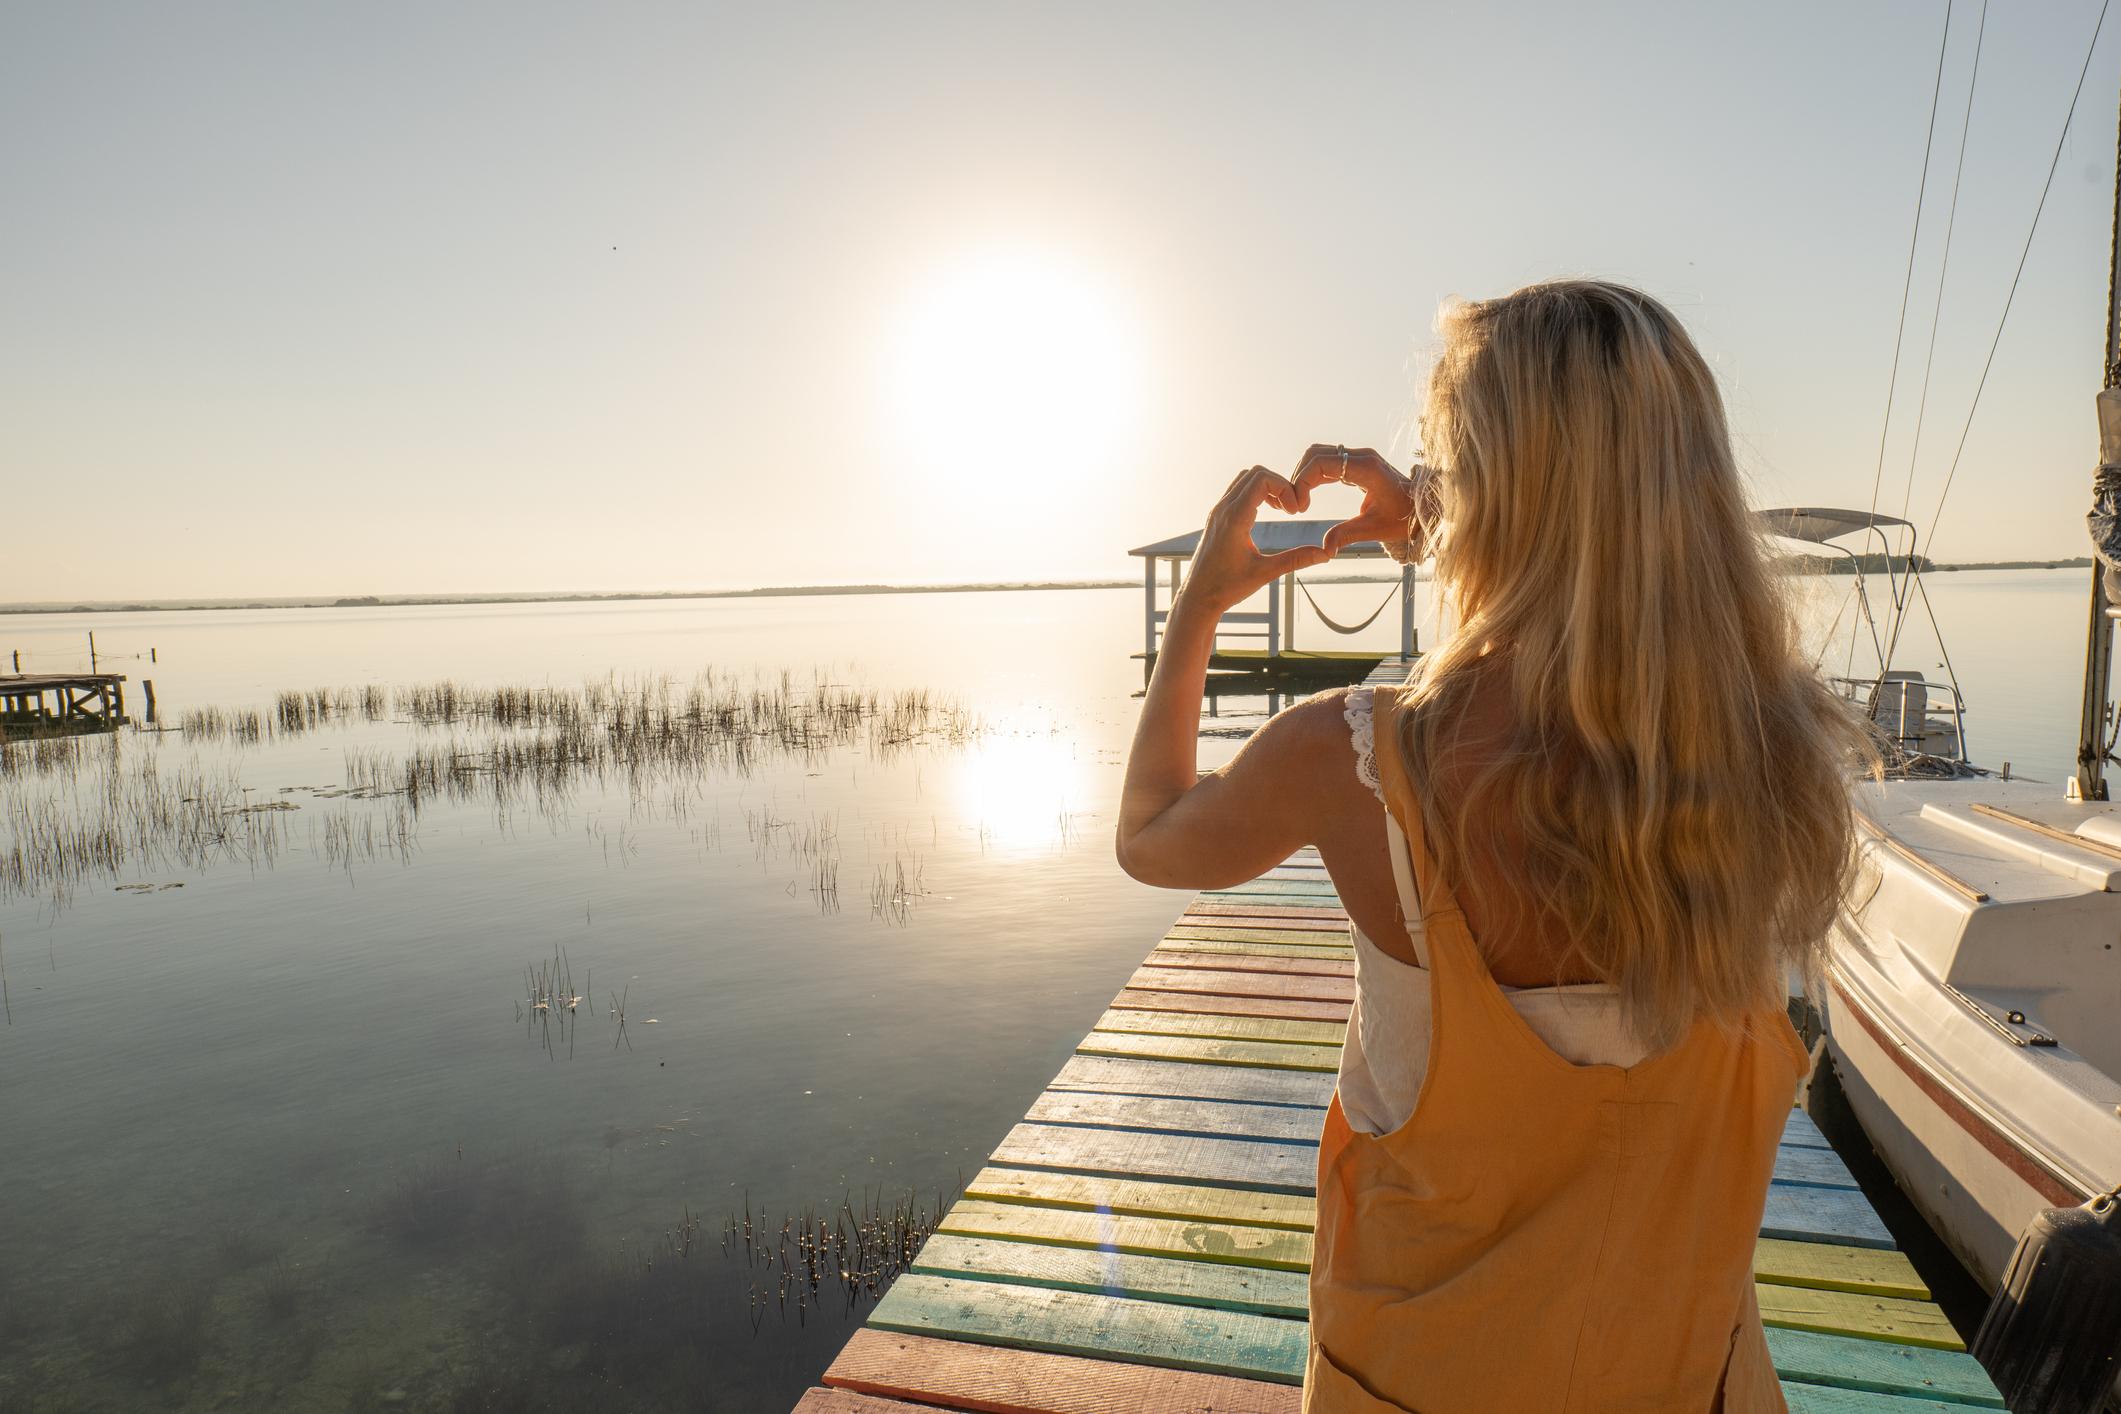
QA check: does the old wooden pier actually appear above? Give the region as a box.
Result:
[0,672,128,724]
[793,663,2005,1413]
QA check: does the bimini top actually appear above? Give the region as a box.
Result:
[1129,519,1392,560]
[1754,507,1914,546]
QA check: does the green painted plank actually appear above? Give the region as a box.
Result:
[1111,987,1352,1023]
[1261,866,1330,881]
[964,1166,1315,1230]
[1164,925,1356,947]
[1202,881,1342,901]
[1026,1088,1329,1143]
[1046,1055,1337,1108]
[1754,1238,1928,1300]
[1093,1008,1347,1048]
[867,1273,1308,1384]
[913,1233,1311,1316]
[1140,951,1355,979]
[1764,1328,2002,1407]
[939,1197,1316,1268]
[1077,1032,1342,1073]
[1763,1183,1894,1249]
[1783,1385,1984,1414]
[1757,1283,1963,1351]
[1776,1145,1861,1191]
[1155,937,1355,962]
[1123,968,1353,1002]
[1184,902,1347,921]
[991,1123,1316,1194]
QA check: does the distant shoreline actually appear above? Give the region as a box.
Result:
[0,557,2094,617]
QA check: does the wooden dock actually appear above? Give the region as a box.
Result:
[0,672,128,723]
[794,665,2004,1412]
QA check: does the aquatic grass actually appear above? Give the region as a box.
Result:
[256,1254,323,1325]
[104,1270,216,1384]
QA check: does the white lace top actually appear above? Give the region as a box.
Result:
[1335,687,1650,1136]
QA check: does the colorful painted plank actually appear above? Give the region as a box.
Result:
[990,1123,1316,1193]
[1164,924,1357,946]
[1202,882,1344,901]
[940,1197,1316,1268]
[963,1166,1316,1230]
[1027,1088,1329,1143]
[866,1273,1308,1384]
[913,1233,1312,1318]
[1155,937,1356,962]
[1775,1144,1861,1190]
[1753,1238,1928,1300]
[1762,1184,1896,1250]
[1180,913,1350,934]
[1108,987,1350,1023]
[1046,1054,1338,1107]
[1123,967,1354,1003]
[1784,1109,1835,1150]
[1756,1283,1963,1351]
[1092,1008,1347,1048]
[1782,1385,1985,1414]
[1763,1328,2003,1406]
[1183,902,1348,922]
[822,1328,1305,1414]
[1076,1032,1343,1073]
[1139,950,1355,979]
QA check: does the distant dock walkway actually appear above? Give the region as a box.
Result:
[0,671,128,723]
[794,663,2003,1413]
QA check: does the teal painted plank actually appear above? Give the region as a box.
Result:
[1764,1328,2002,1407]
[1026,1089,1327,1144]
[1783,1384,1987,1413]
[1046,1055,1336,1108]
[1785,1109,1834,1150]
[911,1233,1311,1318]
[1762,1184,1895,1249]
[991,1122,1316,1194]
[1775,1145,1860,1190]
[867,1273,1308,1384]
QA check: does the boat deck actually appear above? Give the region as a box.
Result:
[793,664,2003,1412]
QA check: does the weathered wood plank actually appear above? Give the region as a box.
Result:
[1046,1054,1338,1107]
[1155,937,1356,962]
[866,1274,1308,1384]
[1077,1032,1342,1073]
[823,1328,1305,1414]
[1109,988,1351,1024]
[991,1123,1316,1193]
[1140,951,1355,979]
[1092,1008,1347,1049]
[913,1233,1312,1317]
[1762,1185,1896,1250]
[791,1391,934,1414]
[1757,1283,1963,1351]
[1164,925,1357,947]
[1782,1384,1987,1413]
[1261,866,1332,881]
[1784,1109,1834,1150]
[964,1166,1316,1230]
[1183,903,1348,923]
[1754,1238,1928,1300]
[1124,967,1354,1003]
[939,1197,1316,1268]
[1774,1143,1861,1191]
[1027,1087,1329,1142]
[1763,1328,2003,1406]
[1202,881,1342,900]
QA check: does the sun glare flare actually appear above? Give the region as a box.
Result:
[952,734,1087,852]
[885,252,1146,518]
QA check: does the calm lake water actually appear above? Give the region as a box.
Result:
[0,568,2091,1412]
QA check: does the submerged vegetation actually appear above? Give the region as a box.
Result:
[0,669,982,906]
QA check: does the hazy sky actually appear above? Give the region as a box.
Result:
[6,1,2121,600]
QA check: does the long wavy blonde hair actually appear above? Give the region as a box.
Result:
[1402,279,1872,1049]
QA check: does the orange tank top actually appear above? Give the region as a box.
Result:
[1305,686,1806,1412]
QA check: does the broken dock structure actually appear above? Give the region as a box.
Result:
[0,672,129,726]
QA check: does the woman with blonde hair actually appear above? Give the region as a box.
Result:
[1116,280,1870,1411]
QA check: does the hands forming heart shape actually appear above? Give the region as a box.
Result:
[1183,445,1437,614]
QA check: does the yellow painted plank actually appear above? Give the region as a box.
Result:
[1156,938,1355,961]
[1077,1032,1342,1073]
[963,1166,1316,1231]
[1094,1008,1347,1047]
[1755,1283,1965,1351]
[1165,926,1353,947]
[938,1199,1315,1271]
[1754,1238,1929,1301]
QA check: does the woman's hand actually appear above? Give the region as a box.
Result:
[1175,466,1333,616]
[1290,444,1437,561]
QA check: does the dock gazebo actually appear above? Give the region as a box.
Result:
[1130,520,1418,680]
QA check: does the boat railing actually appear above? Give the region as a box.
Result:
[1827,673,1969,763]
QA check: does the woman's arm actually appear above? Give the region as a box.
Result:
[1116,466,1341,889]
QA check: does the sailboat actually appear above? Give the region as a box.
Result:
[1792,41,2121,1299]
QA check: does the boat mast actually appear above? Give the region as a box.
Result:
[2073,86,2121,801]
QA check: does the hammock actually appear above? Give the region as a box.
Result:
[1295,578,1400,635]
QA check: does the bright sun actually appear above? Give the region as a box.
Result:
[885,252,1145,516]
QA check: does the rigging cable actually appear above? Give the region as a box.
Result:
[1895,0,1989,534]
[1861,0,1956,562]
[1885,0,2116,677]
